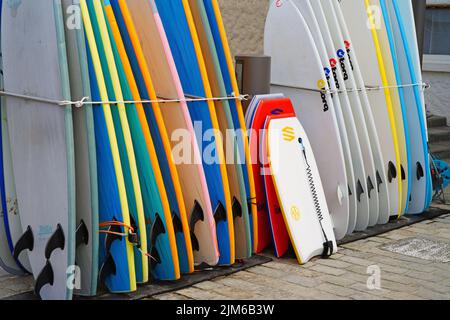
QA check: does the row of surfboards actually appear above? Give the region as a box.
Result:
[0,0,263,300]
[265,0,432,238]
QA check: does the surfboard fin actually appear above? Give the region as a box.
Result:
[401,165,406,181]
[76,220,89,248]
[376,171,383,192]
[45,224,65,260]
[417,162,425,180]
[99,252,116,285]
[232,198,243,219]
[13,226,34,261]
[172,213,183,234]
[105,223,123,252]
[150,214,166,247]
[190,231,200,252]
[35,260,54,299]
[348,185,352,197]
[388,162,397,183]
[214,201,227,224]
[367,176,375,199]
[356,180,364,202]
[189,200,204,230]
[150,246,162,269]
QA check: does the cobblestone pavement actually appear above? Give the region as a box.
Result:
[1,207,450,300]
[154,212,450,300]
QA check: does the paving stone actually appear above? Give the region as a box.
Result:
[316,274,358,287]
[315,258,352,269]
[175,287,228,300]
[349,292,388,300]
[310,265,347,276]
[153,293,192,300]
[339,255,376,267]
[384,291,422,300]
[315,282,361,297]
[413,288,450,300]
[246,265,287,278]
[282,274,320,287]
[262,261,320,278]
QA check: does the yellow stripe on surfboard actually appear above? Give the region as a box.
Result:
[104,3,189,275]
[79,0,137,291]
[365,0,403,218]
[116,0,195,273]
[182,0,235,264]
[211,0,259,251]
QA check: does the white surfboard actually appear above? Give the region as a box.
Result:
[268,116,337,263]
[265,0,349,239]
[336,0,401,218]
[293,0,359,234]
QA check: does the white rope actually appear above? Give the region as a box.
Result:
[271,82,430,95]
[0,90,249,108]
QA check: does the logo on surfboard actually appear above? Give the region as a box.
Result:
[329,58,341,90]
[290,206,301,221]
[337,49,349,81]
[282,126,295,142]
[317,80,330,112]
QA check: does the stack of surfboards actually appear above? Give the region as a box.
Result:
[264,0,431,237]
[0,0,259,300]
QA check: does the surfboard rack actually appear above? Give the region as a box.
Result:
[214,202,227,224]
[388,162,398,183]
[232,198,243,219]
[99,253,117,285]
[75,220,89,248]
[45,224,65,260]
[150,214,166,247]
[13,226,34,261]
[34,261,54,299]
[172,213,183,234]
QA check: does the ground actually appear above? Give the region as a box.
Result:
[2,198,450,300]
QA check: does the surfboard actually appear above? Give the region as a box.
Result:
[294,0,358,233]
[336,0,402,218]
[62,0,99,296]
[246,94,284,130]
[0,0,29,275]
[367,0,410,216]
[154,0,235,266]
[320,0,391,225]
[202,0,259,253]
[254,98,295,257]
[2,0,76,299]
[188,0,251,259]
[268,114,337,264]
[104,0,192,276]
[384,0,431,214]
[122,0,219,266]
[265,0,349,240]
[106,0,194,275]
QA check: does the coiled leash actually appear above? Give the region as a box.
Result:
[298,138,334,258]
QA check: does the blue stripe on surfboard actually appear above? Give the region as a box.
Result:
[103,3,177,280]
[154,0,231,265]
[392,0,432,212]
[203,0,254,247]
[380,0,412,214]
[86,41,131,293]
[109,0,190,274]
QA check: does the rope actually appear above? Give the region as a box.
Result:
[0,90,249,108]
[271,82,430,95]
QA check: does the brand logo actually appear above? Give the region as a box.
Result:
[317,80,329,112]
[344,40,354,70]
[282,126,295,142]
[329,58,340,90]
[271,108,284,115]
[337,49,349,81]
[291,206,301,221]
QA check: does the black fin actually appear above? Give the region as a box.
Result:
[190,231,200,252]
[150,214,166,247]
[99,253,116,285]
[356,180,364,202]
[388,161,397,183]
[322,241,334,259]
[189,200,204,231]
[150,246,162,269]
[232,197,243,219]
[214,201,227,224]
[172,213,183,234]
[13,226,34,261]
[34,261,54,299]
[105,223,123,252]
[376,171,383,192]
[45,224,65,260]
[76,220,89,248]
[348,185,353,197]
[417,162,425,180]
[401,165,406,181]
[367,176,375,199]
